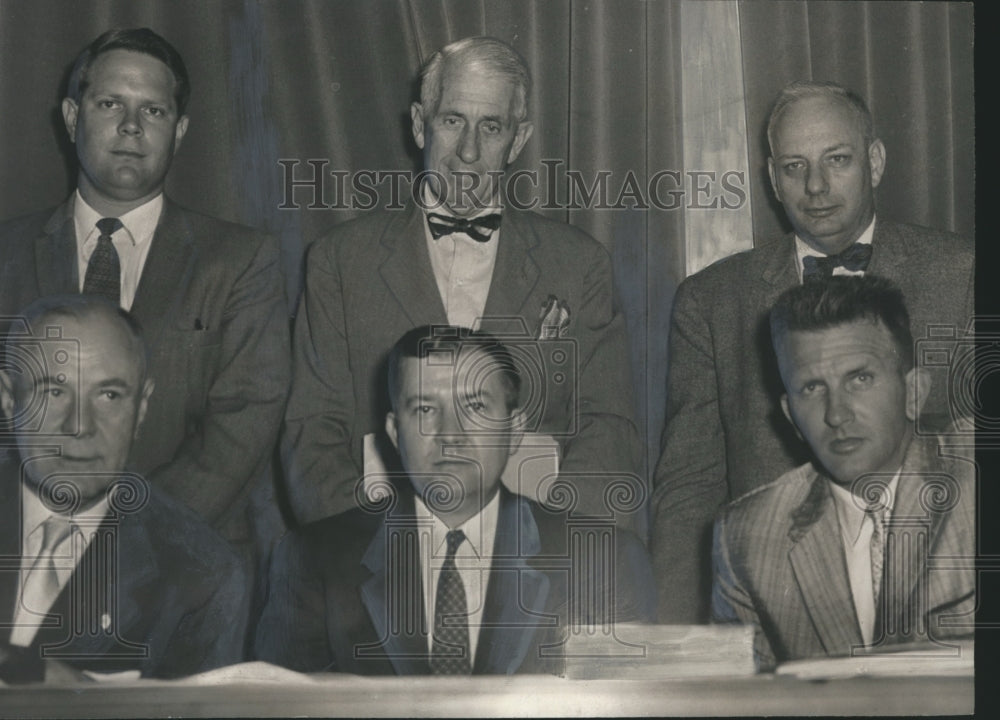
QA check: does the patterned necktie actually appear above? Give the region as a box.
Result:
[430,529,472,675]
[426,212,502,243]
[82,217,123,304]
[868,506,886,609]
[802,242,873,281]
[9,516,72,647]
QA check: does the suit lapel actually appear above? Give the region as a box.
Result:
[868,220,910,277]
[0,463,23,644]
[378,205,448,326]
[34,201,78,297]
[358,492,430,675]
[482,210,540,321]
[759,234,799,289]
[474,489,550,675]
[129,200,196,351]
[788,476,864,653]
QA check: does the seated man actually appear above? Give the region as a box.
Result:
[256,325,653,675]
[711,276,974,671]
[0,295,247,682]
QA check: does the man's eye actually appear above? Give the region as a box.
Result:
[801,381,824,396]
[98,100,120,110]
[482,123,501,135]
[416,405,435,414]
[828,154,851,166]
[101,390,121,401]
[443,116,461,127]
[144,106,166,118]
[849,372,873,388]
[466,400,486,412]
[783,161,804,172]
[45,387,64,398]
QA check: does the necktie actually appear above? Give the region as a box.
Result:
[868,506,886,613]
[430,529,471,674]
[802,242,873,281]
[10,516,72,647]
[82,217,123,304]
[426,212,501,243]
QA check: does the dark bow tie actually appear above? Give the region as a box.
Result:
[802,242,873,281]
[426,212,502,243]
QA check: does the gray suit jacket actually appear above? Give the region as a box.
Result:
[282,204,639,525]
[711,434,975,671]
[651,220,974,623]
[0,198,291,545]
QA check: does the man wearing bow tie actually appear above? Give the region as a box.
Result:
[651,80,974,624]
[283,36,639,528]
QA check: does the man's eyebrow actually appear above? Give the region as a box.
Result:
[97,378,132,391]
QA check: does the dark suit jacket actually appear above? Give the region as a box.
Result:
[282,204,639,525]
[651,220,974,622]
[0,198,291,545]
[711,435,975,671]
[0,457,248,679]
[254,485,654,675]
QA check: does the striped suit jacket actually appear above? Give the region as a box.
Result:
[711,433,975,671]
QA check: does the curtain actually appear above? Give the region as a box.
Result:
[0,1,973,527]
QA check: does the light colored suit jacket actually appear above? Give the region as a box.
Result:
[254,484,654,675]
[282,204,639,525]
[711,434,975,671]
[0,198,291,545]
[651,220,974,622]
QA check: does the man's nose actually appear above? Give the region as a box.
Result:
[805,163,828,196]
[118,107,143,136]
[824,390,854,428]
[457,126,480,164]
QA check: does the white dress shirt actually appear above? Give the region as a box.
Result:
[422,189,501,329]
[795,215,876,283]
[74,190,163,310]
[829,472,898,646]
[414,489,501,664]
[10,485,109,647]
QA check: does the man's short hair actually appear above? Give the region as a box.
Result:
[770,275,914,370]
[766,80,875,153]
[387,325,522,413]
[2,295,149,385]
[67,28,190,116]
[418,36,531,123]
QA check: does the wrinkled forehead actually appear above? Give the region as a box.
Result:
[4,310,144,388]
[772,95,866,148]
[776,319,901,376]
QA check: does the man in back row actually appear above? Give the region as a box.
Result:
[282,36,640,529]
[712,276,974,670]
[0,28,290,560]
[652,80,974,622]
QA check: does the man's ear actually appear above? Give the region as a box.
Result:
[385,411,399,451]
[134,379,154,438]
[173,115,189,154]
[868,138,886,189]
[61,98,79,143]
[0,369,16,420]
[905,367,930,423]
[506,407,526,456]
[506,121,533,165]
[767,157,782,203]
[780,394,804,441]
[410,103,426,150]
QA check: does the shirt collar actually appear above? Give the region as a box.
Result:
[828,469,899,545]
[74,189,164,248]
[795,214,876,275]
[414,486,502,559]
[21,480,111,545]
